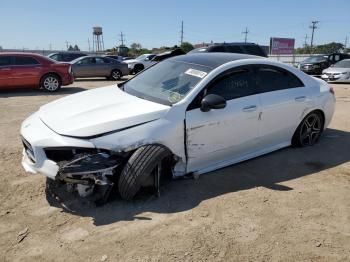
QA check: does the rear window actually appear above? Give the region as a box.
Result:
[225,45,244,54]
[209,46,226,52]
[243,45,266,57]
[0,56,11,66]
[14,56,40,65]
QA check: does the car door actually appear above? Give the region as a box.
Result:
[73,57,94,77]
[0,56,13,88]
[185,66,261,173]
[12,56,42,87]
[255,65,311,149]
[95,57,112,76]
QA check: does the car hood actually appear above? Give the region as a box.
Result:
[323,67,349,74]
[38,85,170,138]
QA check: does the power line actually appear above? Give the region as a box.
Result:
[309,21,319,50]
[180,21,184,45]
[242,27,249,43]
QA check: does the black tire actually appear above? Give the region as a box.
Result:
[110,69,122,80]
[292,111,324,147]
[118,145,171,200]
[41,74,61,92]
[133,64,144,74]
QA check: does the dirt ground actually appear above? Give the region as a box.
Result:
[0,78,349,262]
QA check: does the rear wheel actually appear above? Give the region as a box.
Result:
[292,111,324,147]
[110,69,122,80]
[118,145,171,200]
[41,74,61,92]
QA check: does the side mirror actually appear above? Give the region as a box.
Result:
[201,94,226,112]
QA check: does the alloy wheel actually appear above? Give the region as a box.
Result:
[299,113,322,146]
[112,70,121,80]
[43,76,59,91]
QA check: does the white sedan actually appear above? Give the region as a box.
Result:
[321,59,350,82]
[21,53,335,202]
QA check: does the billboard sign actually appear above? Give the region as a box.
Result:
[270,37,295,55]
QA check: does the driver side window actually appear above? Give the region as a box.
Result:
[207,67,257,100]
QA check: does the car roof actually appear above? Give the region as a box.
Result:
[0,52,44,57]
[168,52,263,68]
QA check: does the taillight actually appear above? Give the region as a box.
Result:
[68,65,72,74]
[330,87,335,95]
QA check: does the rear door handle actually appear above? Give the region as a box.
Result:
[295,96,306,102]
[242,105,257,112]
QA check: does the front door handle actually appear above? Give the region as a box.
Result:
[295,96,306,102]
[242,105,257,112]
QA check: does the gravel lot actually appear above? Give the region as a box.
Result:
[0,78,349,262]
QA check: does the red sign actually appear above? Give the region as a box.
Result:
[270,38,295,55]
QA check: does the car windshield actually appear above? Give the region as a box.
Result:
[135,54,150,60]
[123,60,212,105]
[304,55,328,63]
[333,60,350,68]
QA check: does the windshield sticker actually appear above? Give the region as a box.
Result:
[185,69,207,79]
[168,91,182,104]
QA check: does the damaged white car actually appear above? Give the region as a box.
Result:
[21,53,335,202]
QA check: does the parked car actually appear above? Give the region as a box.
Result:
[124,54,156,74]
[299,53,350,75]
[70,56,129,80]
[321,59,350,82]
[188,43,267,57]
[0,52,73,91]
[21,53,335,203]
[103,55,123,62]
[151,48,186,62]
[48,52,87,62]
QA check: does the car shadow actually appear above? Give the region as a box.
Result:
[0,87,87,98]
[46,128,350,226]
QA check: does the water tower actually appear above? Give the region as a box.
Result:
[92,26,104,52]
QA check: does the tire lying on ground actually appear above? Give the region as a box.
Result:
[292,110,324,147]
[118,145,172,200]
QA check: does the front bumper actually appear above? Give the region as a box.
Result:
[20,112,95,179]
[321,73,350,82]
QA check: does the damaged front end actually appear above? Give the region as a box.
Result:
[45,148,126,204]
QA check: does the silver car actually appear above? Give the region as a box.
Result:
[71,56,129,80]
[321,59,350,82]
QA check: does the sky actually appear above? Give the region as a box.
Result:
[1,0,349,51]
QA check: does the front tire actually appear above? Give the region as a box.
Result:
[118,145,171,200]
[41,74,61,92]
[292,111,324,147]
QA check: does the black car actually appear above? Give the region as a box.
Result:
[188,43,267,57]
[299,53,350,75]
[151,48,185,62]
[48,52,87,62]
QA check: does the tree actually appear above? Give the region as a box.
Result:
[73,45,80,51]
[295,42,345,54]
[67,45,74,51]
[180,42,194,53]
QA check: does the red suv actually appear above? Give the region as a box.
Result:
[0,52,73,92]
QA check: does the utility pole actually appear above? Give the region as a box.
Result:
[304,34,308,47]
[119,32,125,46]
[88,38,90,52]
[49,43,52,51]
[309,21,319,51]
[180,21,184,45]
[242,27,249,43]
[65,40,69,50]
[345,36,348,49]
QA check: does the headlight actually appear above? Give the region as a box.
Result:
[341,72,348,75]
